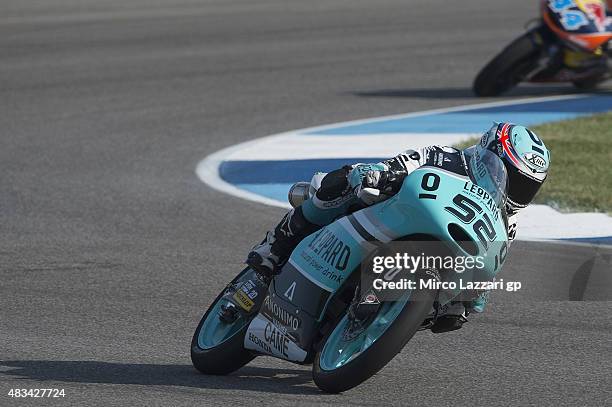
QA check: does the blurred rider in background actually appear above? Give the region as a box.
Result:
[564,0,612,75]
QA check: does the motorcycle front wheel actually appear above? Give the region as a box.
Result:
[312,269,438,393]
[190,267,258,375]
[473,29,543,97]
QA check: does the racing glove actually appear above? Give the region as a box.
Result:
[348,163,406,205]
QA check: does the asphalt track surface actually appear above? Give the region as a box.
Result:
[1,1,611,406]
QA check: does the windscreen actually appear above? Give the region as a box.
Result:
[466,148,509,209]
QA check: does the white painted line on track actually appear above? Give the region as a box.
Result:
[196,139,293,209]
[196,93,612,242]
[196,94,587,207]
[223,133,477,160]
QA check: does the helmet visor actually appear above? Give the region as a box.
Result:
[505,163,545,208]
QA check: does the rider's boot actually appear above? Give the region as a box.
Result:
[348,288,381,323]
[246,206,320,278]
[246,230,280,279]
[424,301,469,334]
[423,288,490,332]
[238,206,321,311]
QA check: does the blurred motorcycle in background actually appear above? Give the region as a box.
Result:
[474,0,612,96]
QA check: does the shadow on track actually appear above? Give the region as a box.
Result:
[0,360,321,395]
[569,249,612,301]
[351,86,612,99]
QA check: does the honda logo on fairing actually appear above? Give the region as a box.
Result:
[244,315,308,362]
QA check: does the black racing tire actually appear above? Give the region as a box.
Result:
[473,30,542,97]
[191,267,256,375]
[312,269,437,393]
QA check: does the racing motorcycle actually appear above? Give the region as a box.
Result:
[473,0,612,96]
[191,149,509,393]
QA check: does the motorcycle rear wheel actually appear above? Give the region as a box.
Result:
[473,30,542,97]
[312,269,437,393]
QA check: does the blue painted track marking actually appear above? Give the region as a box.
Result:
[306,95,612,135]
[561,236,612,245]
[198,94,612,243]
[220,158,384,184]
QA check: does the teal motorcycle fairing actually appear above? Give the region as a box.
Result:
[243,151,509,363]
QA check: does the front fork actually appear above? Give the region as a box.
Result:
[522,25,559,82]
